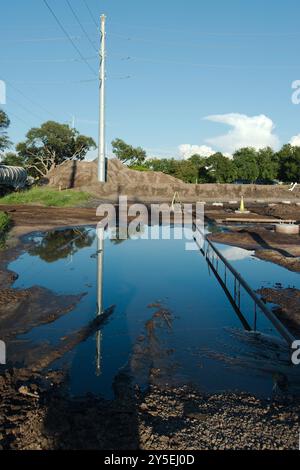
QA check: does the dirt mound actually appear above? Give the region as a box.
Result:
[47,159,300,203]
[47,159,190,202]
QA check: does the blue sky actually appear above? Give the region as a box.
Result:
[1,0,300,159]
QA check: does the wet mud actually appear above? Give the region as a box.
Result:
[1,207,300,450]
[258,287,300,338]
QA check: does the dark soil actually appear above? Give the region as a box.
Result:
[253,203,300,223]
[1,204,300,450]
[209,227,300,272]
[0,204,100,238]
[258,287,300,338]
[1,367,299,450]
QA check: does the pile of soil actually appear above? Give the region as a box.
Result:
[47,159,191,202]
[46,159,300,203]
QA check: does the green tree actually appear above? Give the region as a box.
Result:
[0,110,11,155]
[201,153,237,183]
[17,121,96,178]
[233,147,259,182]
[145,158,177,175]
[187,154,207,183]
[188,154,206,167]
[173,159,199,183]
[256,147,279,181]
[111,138,147,166]
[277,144,300,182]
[1,151,24,167]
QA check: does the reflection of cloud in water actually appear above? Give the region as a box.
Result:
[220,246,255,261]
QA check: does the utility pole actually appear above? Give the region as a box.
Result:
[95,15,106,376]
[98,14,106,182]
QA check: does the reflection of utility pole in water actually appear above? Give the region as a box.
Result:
[96,226,104,376]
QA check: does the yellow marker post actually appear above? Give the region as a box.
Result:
[240,196,245,213]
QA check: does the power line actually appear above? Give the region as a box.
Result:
[4,80,57,119]
[9,76,128,85]
[65,0,98,52]
[5,111,29,126]
[8,96,45,121]
[109,21,300,38]
[108,32,250,50]
[0,55,97,64]
[10,79,97,85]
[123,55,300,71]
[42,0,97,76]
[0,35,83,44]
[82,0,98,29]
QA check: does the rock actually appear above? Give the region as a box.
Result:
[18,386,39,399]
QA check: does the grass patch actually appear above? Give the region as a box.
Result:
[0,187,92,207]
[0,211,11,233]
[0,211,11,248]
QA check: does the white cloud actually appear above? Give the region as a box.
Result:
[220,247,255,261]
[204,113,280,154]
[179,144,215,159]
[290,134,300,147]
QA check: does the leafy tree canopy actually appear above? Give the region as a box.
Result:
[1,152,24,167]
[256,147,279,181]
[111,138,147,166]
[276,144,300,182]
[16,121,96,178]
[0,110,11,154]
[233,147,259,182]
[145,158,177,176]
[201,152,237,183]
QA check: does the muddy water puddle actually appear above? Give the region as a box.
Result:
[6,225,300,399]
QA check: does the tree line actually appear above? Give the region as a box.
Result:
[111,138,300,184]
[1,109,300,184]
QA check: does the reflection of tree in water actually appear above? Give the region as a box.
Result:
[110,224,146,245]
[29,227,95,262]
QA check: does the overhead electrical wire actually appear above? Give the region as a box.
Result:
[109,21,300,38]
[8,95,45,121]
[9,76,130,85]
[10,79,98,85]
[0,35,83,44]
[42,0,97,76]
[82,0,98,29]
[5,110,29,126]
[65,0,98,52]
[108,32,254,50]
[117,54,300,71]
[0,56,98,64]
[4,80,57,119]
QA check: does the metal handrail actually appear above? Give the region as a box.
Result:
[192,221,295,347]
